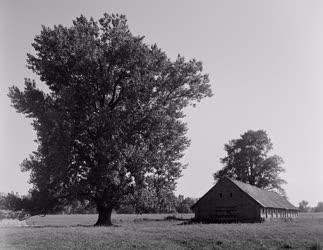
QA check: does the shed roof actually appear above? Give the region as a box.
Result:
[192,177,297,210]
[227,178,297,210]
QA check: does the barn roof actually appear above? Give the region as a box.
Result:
[227,178,297,210]
[191,177,298,210]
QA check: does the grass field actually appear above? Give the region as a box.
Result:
[1,212,323,249]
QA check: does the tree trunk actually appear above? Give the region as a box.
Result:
[94,200,113,226]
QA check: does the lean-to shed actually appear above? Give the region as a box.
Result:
[191,177,298,222]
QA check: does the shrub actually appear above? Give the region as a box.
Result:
[0,209,27,220]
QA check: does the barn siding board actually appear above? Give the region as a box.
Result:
[191,177,298,223]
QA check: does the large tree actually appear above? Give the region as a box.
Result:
[214,130,286,195]
[8,14,212,225]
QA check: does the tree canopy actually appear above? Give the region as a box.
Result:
[8,13,212,225]
[214,130,286,195]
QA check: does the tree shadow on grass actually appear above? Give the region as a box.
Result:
[132,215,190,223]
[27,224,121,228]
[25,215,192,228]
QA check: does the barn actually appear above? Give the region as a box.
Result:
[191,177,298,222]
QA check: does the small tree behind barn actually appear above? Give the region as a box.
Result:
[214,130,286,195]
[8,13,212,226]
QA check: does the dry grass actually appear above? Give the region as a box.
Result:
[1,212,322,249]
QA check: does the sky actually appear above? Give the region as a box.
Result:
[1,0,323,206]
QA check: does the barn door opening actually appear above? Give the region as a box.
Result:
[215,207,238,222]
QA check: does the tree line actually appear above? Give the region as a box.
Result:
[298,200,323,213]
[0,192,196,217]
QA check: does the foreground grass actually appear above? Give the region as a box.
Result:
[1,213,323,249]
